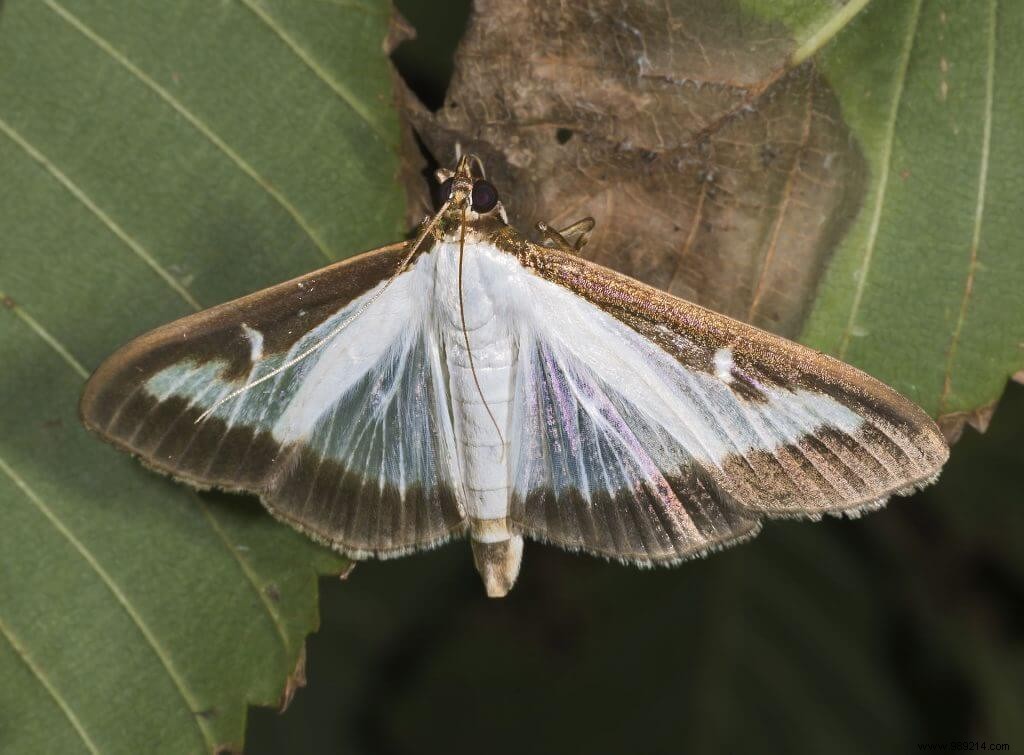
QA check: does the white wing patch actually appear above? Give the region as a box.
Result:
[241,323,264,363]
[507,269,864,502]
[510,337,703,536]
[141,252,458,491]
[713,347,734,384]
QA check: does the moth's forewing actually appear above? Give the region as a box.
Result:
[81,240,466,557]
[506,233,948,532]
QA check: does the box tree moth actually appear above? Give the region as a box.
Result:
[81,155,949,597]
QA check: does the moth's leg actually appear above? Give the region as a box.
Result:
[536,217,595,252]
[464,153,487,179]
[558,217,595,250]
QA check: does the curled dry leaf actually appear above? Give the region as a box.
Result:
[937,402,998,446]
[400,0,865,339]
[277,644,308,713]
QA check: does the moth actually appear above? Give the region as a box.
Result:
[81,155,949,597]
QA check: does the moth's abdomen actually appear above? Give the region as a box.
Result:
[448,330,521,598]
[471,536,524,598]
[433,238,526,595]
[445,320,515,520]
[442,300,520,595]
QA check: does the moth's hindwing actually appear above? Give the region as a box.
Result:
[81,241,466,557]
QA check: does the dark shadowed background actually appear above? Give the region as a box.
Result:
[245,2,1024,752]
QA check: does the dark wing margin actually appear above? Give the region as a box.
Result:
[80,241,466,557]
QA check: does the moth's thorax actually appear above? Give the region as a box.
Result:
[431,236,523,327]
[436,211,510,243]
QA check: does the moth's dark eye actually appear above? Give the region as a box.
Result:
[432,177,454,210]
[471,179,499,213]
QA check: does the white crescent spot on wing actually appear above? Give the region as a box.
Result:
[240,323,264,363]
[713,347,735,384]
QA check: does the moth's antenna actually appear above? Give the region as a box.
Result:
[457,203,505,454]
[453,145,488,178]
[465,153,486,179]
[195,201,451,423]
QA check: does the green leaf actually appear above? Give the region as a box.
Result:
[0,0,403,751]
[722,0,1024,428]
[801,0,1024,426]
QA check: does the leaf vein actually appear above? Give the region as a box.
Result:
[236,0,390,141]
[0,617,102,754]
[838,0,923,358]
[43,0,336,264]
[0,455,216,751]
[195,497,292,653]
[791,0,874,66]
[0,118,202,312]
[939,0,997,413]
[747,74,817,322]
[666,179,708,292]
[0,289,89,379]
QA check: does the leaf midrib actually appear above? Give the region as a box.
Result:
[838,0,924,359]
[939,0,998,413]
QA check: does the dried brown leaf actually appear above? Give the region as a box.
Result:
[277,643,308,713]
[938,401,999,446]
[385,7,416,55]
[399,0,865,337]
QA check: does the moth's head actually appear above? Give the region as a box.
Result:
[432,154,508,230]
